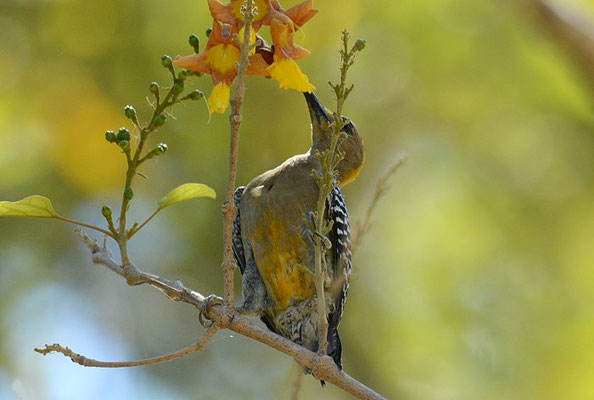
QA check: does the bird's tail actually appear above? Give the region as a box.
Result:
[327,325,343,370]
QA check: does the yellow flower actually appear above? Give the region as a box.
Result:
[175,0,320,115]
[266,58,315,92]
[208,82,231,114]
[231,0,270,23]
[206,43,241,74]
[238,26,257,55]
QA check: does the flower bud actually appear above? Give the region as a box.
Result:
[161,55,173,68]
[155,143,168,155]
[173,81,184,94]
[183,89,203,101]
[124,187,134,200]
[102,205,112,218]
[178,69,189,80]
[105,130,117,143]
[206,28,212,38]
[117,127,131,142]
[124,105,136,120]
[149,81,160,95]
[189,34,200,53]
[154,114,167,127]
[118,140,130,151]
[352,39,366,52]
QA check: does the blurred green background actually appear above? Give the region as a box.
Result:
[1,0,594,399]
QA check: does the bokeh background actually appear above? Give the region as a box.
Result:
[1,0,594,399]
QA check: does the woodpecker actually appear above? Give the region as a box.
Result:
[232,92,364,371]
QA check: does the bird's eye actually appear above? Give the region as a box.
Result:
[342,121,354,135]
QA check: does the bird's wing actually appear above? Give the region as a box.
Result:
[326,184,352,369]
[232,186,246,274]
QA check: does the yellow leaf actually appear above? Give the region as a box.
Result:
[157,183,216,210]
[0,195,59,218]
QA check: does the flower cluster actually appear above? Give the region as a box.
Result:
[174,0,318,114]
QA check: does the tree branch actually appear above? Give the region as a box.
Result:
[52,228,387,399]
[221,0,255,309]
[514,0,594,93]
[34,324,219,368]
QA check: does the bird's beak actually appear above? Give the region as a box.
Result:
[304,92,331,125]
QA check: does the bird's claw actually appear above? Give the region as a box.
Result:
[313,231,332,250]
[199,294,224,328]
[303,213,331,250]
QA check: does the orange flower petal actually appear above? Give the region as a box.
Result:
[207,0,237,25]
[284,0,318,27]
[270,18,292,48]
[270,18,310,60]
[247,53,271,76]
[173,53,210,74]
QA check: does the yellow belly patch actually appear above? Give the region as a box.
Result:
[252,216,316,312]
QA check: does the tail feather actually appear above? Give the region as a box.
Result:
[327,325,343,370]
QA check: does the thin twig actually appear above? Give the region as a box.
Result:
[34,324,219,368]
[55,216,116,239]
[221,0,256,309]
[289,365,304,400]
[127,208,159,239]
[311,30,359,356]
[351,156,407,252]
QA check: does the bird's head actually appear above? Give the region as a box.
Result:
[304,92,365,185]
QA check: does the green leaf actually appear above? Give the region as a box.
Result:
[0,195,59,218]
[157,183,216,210]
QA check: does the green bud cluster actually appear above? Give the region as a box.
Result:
[100,127,131,152]
[117,127,131,142]
[206,28,212,38]
[105,128,132,151]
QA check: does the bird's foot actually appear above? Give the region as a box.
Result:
[236,298,263,317]
[304,212,332,250]
[199,294,224,328]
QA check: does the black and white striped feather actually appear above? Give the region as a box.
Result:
[326,184,352,370]
[232,186,246,274]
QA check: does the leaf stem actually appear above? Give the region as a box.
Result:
[55,216,116,238]
[127,209,160,239]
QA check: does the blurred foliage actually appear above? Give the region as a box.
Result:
[1,0,594,399]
